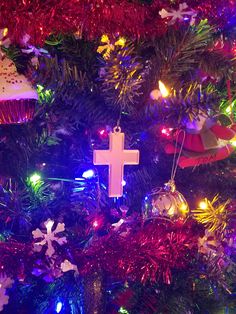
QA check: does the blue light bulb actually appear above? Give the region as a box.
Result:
[82,169,95,179]
[55,301,63,313]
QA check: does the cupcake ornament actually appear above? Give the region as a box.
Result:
[0,55,38,124]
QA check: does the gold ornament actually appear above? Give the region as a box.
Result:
[149,180,189,219]
[193,195,230,233]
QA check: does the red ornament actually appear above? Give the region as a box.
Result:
[0,55,38,124]
[165,115,236,168]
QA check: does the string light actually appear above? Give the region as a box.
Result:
[93,220,99,228]
[230,137,236,147]
[98,128,109,139]
[82,169,95,179]
[158,80,169,98]
[55,301,63,313]
[226,106,232,114]
[99,129,106,136]
[29,173,42,185]
[3,28,8,37]
[194,196,230,233]
[198,200,208,210]
[119,307,130,314]
[161,127,173,137]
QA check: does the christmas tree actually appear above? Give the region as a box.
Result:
[0,0,236,313]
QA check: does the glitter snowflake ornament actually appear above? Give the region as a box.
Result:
[97,34,126,60]
[159,3,197,25]
[21,34,49,67]
[61,259,78,273]
[32,219,67,257]
[32,258,63,282]
[0,275,13,311]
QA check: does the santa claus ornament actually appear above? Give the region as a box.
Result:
[165,114,236,168]
[0,55,38,124]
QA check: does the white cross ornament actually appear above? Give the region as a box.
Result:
[93,127,139,197]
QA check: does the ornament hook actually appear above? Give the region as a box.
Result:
[113,126,121,133]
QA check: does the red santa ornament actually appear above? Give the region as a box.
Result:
[0,55,38,124]
[165,114,236,168]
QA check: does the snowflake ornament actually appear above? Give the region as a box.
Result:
[21,34,49,67]
[32,258,63,282]
[61,259,78,273]
[111,206,137,236]
[97,34,126,60]
[32,219,67,257]
[0,291,9,312]
[159,3,197,26]
[0,275,13,312]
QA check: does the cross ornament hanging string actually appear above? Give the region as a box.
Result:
[93,126,140,197]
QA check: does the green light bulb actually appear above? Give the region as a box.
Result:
[119,307,129,314]
[29,173,41,185]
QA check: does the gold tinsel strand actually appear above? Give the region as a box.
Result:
[193,195,230,233]
[100,40,145,111]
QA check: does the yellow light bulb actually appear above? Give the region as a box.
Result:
[3,28,8,37]
[158,80,169,98]
[179,203,188,213]
[226,106,232,114]
[230,136,236,147]
[199,201,208,210]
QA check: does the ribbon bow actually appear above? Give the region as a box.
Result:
[159,2,197,25]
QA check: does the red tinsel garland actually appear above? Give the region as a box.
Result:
[0,0,80,46]
[79,218,200,284]
[0,241,33,278]
[0,0,235,46]
[0,219,200,285]
[2,210,234,296]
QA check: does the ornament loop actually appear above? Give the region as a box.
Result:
[113,126,121,133]
[170,129,185,181]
